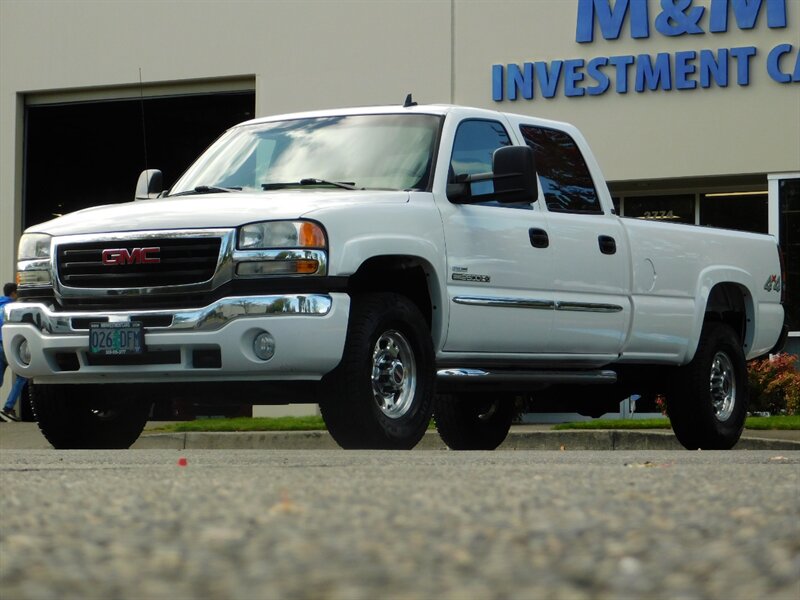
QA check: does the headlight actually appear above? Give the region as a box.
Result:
[18,233,52,260]
[238,221,326,250]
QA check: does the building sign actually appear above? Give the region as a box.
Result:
[492,0,799,101]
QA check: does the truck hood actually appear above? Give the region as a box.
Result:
[28,190,410,236]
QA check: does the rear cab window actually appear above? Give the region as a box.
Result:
[518,125,603,215]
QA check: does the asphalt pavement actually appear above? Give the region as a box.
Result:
[1,421,799,451]
[1,449,798,599]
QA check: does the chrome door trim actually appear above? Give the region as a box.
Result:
[452,296,554,310]
[555,301,623,313]
[453,296,623,313]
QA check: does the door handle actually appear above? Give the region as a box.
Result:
[598,235,616,255]
[529,228,549,248]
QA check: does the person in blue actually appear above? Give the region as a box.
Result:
[1,282,27,422]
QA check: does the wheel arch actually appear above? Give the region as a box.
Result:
[347,254,445,349]
[685,273,756,363]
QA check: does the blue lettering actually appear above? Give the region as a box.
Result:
[730,45,756,85]
[675,50,698,89]
[699,49,729,87]
[767,43,794,83]
[655,0,705,36]
[709,0,787,32]
[492,64,504,101]
[609,55,635,93]
[635,53,673,91]
[587,57,611,95]
[795,51,800,81]
[507,63,534,100]
[535,60,563,98]
[576,0,649,42]
[564,59,586,96]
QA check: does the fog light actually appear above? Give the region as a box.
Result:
[18,339,31,366]
[253,332,275,361]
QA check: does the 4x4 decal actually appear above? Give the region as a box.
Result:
[764,274,782,292]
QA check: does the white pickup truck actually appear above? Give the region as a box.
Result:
[4,103,787,450]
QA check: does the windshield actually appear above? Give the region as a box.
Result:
[170,113,442,195]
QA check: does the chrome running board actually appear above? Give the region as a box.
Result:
[437,368,617,386]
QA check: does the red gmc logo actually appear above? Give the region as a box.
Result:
[101,247,161,266]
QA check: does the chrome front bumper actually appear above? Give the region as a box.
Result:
[2,294,350,384]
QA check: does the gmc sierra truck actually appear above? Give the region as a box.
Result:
[3,103,787,450]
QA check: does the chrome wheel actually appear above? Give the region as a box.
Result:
[710,351,736,421]
[372,330,416,419]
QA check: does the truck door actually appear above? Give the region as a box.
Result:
[436,117,554,353]
[516,123,631,356]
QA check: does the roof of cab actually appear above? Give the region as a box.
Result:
[236,103,574,134]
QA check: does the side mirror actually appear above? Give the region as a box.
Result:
[492,145,538,203]
[135,169,163,200]
[446,146,538,204]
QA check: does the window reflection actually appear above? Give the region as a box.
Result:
[171,114,441,194]
[519,125,601,214]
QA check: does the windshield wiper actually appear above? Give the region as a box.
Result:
[171,185,242,197]
[262,179,359,191]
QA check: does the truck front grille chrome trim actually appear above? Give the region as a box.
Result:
[5,294,333,335]
[52,229,235,298]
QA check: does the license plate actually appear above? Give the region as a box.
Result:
[89,322,144,355]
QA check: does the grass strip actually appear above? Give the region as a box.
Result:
[742,415,800,430]
[552,418,671,430]
[552,415,800,431]
[149,414,800,433]
[151,416,326,432]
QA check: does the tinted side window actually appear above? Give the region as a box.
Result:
[449,119,531,209]
[450,120,511,178]
[519,125,602,214]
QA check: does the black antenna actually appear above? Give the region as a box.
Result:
[138,68,149,170]
[403,93,417,107]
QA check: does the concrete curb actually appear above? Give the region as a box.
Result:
[132,429,800,451]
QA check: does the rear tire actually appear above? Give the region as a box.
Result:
[30,383,152,449]
[320,293,435,449]
[667,322,748,450]
[435,394,515,450]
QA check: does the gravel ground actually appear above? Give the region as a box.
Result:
[1,450,798,600]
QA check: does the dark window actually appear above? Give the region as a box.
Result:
[448,119,531,209]
[779,178,799,330]
[624,195,695,224]
[519,125,602,214]
[700,192,767,233]
[450,119,511,178]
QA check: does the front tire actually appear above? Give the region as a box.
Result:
[667,322,748,450]
[435,394,515,450]
[30,383,152,449]
[320,293,435,449]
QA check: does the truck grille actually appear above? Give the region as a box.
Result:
[57,238,222,289]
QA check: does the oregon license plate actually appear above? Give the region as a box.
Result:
[89,322,144,355]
